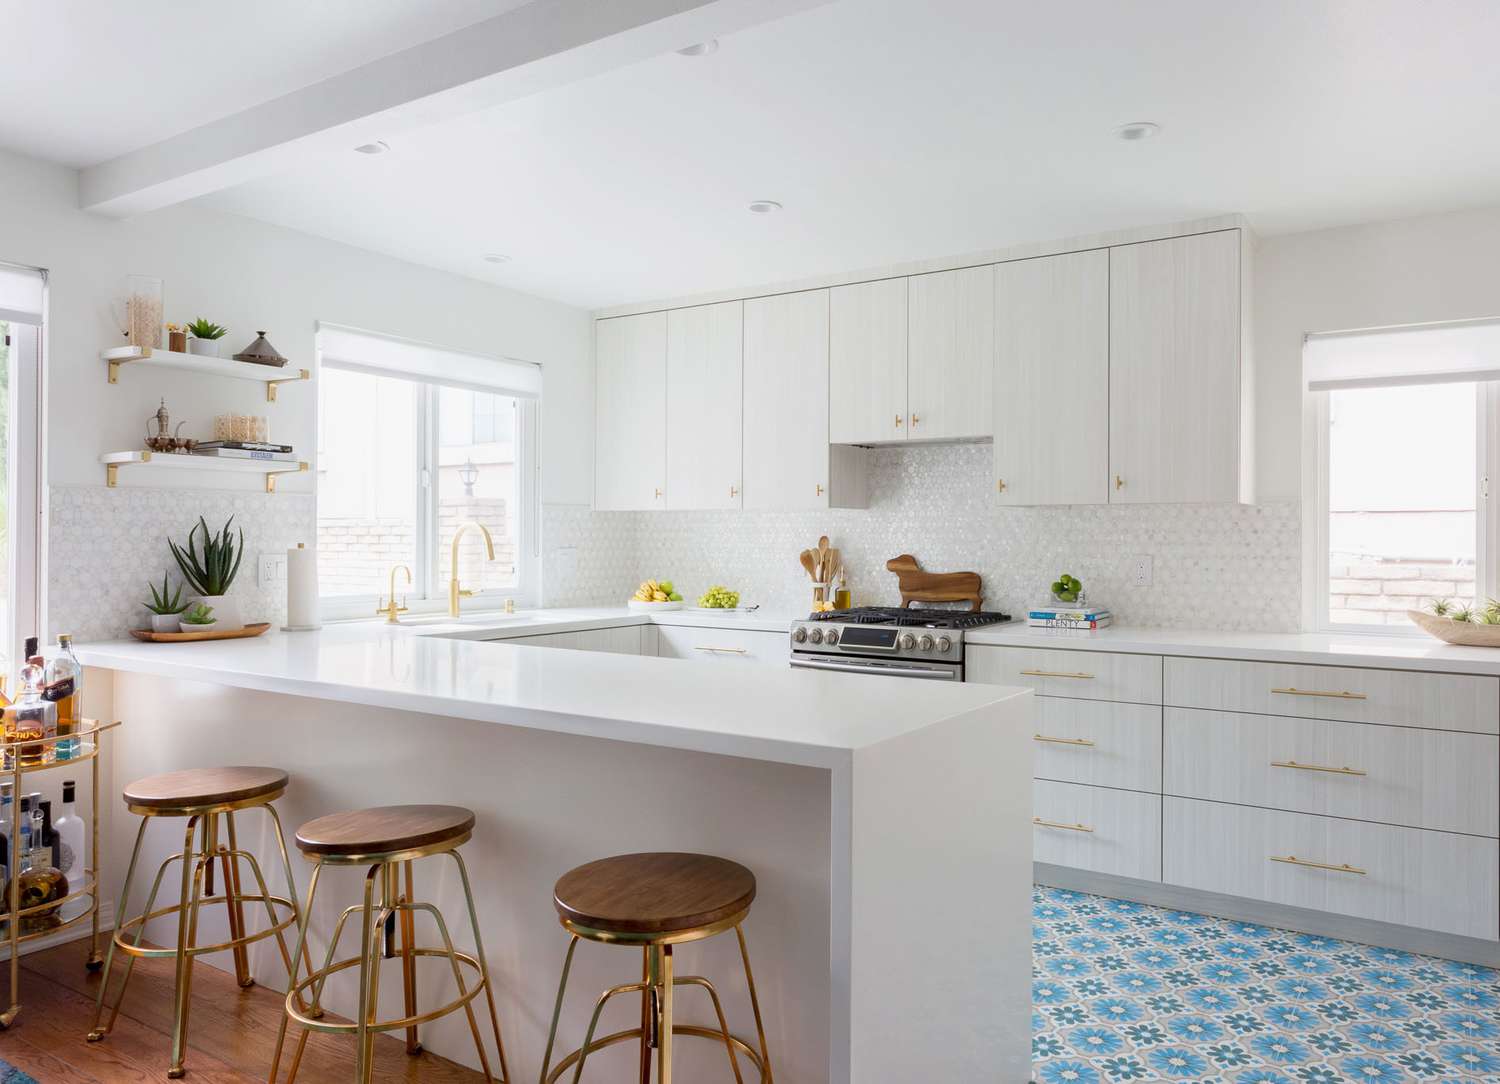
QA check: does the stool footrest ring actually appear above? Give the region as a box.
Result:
[112,892,297,959]
[544,1024,768,1084]
[285,947,487,1035]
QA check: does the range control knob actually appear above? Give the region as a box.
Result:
[825,629,839,645]
[918,634,935,652]
[899,633,916,650]
[809,628,825,644]
[937,636,953,654]
[792,627,807,643]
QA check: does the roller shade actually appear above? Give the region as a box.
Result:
[1305,319,1500,391]
[0,263,44,325]
[317,322,540,398]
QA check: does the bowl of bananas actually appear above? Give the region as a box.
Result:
[628,579,685,611]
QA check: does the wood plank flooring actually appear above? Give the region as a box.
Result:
[0,939,490,1082]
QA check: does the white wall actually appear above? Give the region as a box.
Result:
[0,147,593,503]
[1254,205,1500,500]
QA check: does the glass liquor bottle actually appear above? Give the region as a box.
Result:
[45,634,81,761]
[54,782,86,924]
[3,641,55,769]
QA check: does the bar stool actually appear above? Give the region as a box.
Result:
[88,766,303,1079]
[268,804,509,1084]
[539,852,772,1084]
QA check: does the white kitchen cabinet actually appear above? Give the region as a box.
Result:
[992,250,1109,505]
[743,289,867,509]
[907,266,994,442]
[654,625,789,665]
[829,278,909,444]
[594,312,667,511]
[1108,229,1251,504]
[666,301,742,510]
[1034,780,1162,882]
[503,626,648,654]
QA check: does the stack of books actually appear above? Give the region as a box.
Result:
[1029,604,1113,630]
[191,440,297,462]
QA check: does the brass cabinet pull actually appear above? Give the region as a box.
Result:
[1271,760,1367,777]
[1270,854,1367,876]
[1272,687,1367,700]
[1115,474,1125,490]
[1020,669,1095,680]
[910,413,920,426]
[895,414,903,428]
[654,487,663,499]
[1034,734,1096,747]
[729,485,738,498]
[695,646,748,655]
[1034,817,1094,833]
[996,478,1007,493]
[816,483,824,497]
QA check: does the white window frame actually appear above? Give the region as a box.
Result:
[1302,381,1498,634]
[2,263,46,663]
[317,362,539,623]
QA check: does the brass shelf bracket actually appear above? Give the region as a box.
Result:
[107,347,151,384]
[266,369,311,403]
[265,461,309,493]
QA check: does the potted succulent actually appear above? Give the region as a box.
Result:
[144,574,188,633]
[185,317,229,357]
[169,515,245,631]
[177,602,217,634]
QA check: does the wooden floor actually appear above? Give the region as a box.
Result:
[0,939,490,1082]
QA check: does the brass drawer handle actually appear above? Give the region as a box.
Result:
[1034,817,1094,833]
[1271,760,1367,777]
[1034,735,1096,747]
[1270,854,1367,876]
[695,646,748,655]
[1021,669,1095,680]
[1272,687,1367,700]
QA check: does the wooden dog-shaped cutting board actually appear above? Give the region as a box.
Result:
[886,554,983,612]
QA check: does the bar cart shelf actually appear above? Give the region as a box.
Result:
[0,719,119,1029]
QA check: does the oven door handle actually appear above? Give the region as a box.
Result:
[790,657,960,680]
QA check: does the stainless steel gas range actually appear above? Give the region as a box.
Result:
[788,606,1014,681]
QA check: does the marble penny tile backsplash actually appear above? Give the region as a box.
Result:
[545,444,1302,631]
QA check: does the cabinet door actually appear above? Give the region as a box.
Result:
[829,278,908,444]
[993,250,1108,505]
[666,301,742,510]
[743,290,833,509]
[1109,230,1243,504]
[594,313,666,510]
[908,266,993,441]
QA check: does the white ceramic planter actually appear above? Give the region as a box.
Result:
[178,619,218,634]
[188,338,221,357]
[194,594,242,631]
[150,611,183,633]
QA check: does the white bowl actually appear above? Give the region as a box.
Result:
[627,599,684,612]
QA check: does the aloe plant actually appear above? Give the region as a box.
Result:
[144,573,186,615]
[185,317,228,340]
[179,602,215,625]
[169,516,244,596]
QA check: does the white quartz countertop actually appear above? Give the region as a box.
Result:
[75,612,1022,768]
[966,622,1500,676]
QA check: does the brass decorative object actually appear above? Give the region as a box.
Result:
[232,330,289,368]
[144,400,197,453]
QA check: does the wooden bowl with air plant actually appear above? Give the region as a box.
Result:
[1408,598,1500,647]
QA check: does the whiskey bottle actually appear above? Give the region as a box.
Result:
[45,635,81,761]
[3,641,55,769]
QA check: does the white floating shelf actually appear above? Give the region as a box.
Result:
[100,451,309,493]
[101,346,309,401]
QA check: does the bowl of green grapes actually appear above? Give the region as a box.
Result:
[1050,573,1085,605]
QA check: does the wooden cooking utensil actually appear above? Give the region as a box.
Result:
[800,549,817,580]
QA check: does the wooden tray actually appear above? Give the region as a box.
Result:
[1408,610,1500,647]
[129,622,271,643]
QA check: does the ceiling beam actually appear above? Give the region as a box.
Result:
[79,0,828,217]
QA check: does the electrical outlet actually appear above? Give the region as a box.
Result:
[1131,555,1153,588]
[258,553,288,587]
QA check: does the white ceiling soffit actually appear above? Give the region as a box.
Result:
[77,0,832,217]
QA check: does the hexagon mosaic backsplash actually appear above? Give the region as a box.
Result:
[544,444,1303,631]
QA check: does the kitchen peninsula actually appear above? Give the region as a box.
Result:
[75,619,1034,1083]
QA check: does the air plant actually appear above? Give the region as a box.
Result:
[1451,605,1476,624]
[144,573,187,615]
[179,602,216,625]
[184,317,228,340]
[1429,598,1453,617]
[169,516,244,597]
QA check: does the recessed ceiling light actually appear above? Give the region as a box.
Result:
[1115,122,1160,142]
[676,40,719,56]
[482,253,511,264]
[747,200,782,214]
[353,140,390,155]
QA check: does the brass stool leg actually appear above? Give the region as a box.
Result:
[352,865,380,1084]
[406,898,498,1082]
[736,926,773,1083]
[268,862,322,1084]
[639,947,652,1084]
[673,976,745,1084]
[222,812,252,987]
[398,860,421,1055]
[655,944,674,1084]
[87,816,149,1040]
[168,815,208,1079]
[568,978,649,1084]
[538,936,579,1084]
[451,848,512,1082]
[94,846,187,1039]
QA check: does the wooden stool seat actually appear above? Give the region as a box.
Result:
[294,804,475,858]
[123,766,289,812]
[553,852,757,936]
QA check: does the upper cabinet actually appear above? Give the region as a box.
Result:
[908,266,994,442]
[744,290,867,510]
[666,301,742,510]
[829,278,908,444]
[1108,229,1251,504]
[594,311,666,511]
[993,250,1110,506]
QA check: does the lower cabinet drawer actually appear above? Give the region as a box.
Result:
[654,625,789,665]
[1034,780,1161,882]
[1034,698,1162,792]
[1165,708,1500,837]
[1163,797,1500,940]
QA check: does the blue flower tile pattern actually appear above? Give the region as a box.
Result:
[1033,886,1500,1083]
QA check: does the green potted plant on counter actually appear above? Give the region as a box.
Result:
[185,317,229,357]
[144,574,188,633]
[169,515,245,631]
[177,602,217,634]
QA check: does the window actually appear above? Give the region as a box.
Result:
[315,325,538,618]
[0,261,45,668]
[1305,320,1500,632]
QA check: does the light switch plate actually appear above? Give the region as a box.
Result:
[1131,555,1153,587]
[259,552,288,586]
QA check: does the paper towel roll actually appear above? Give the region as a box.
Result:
[284,543,322,630]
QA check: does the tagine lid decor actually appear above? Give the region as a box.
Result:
[232,330,289,368]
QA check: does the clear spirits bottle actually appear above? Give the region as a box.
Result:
[54,781,86,924]
[3,641,55,769]
[45,635,81,761]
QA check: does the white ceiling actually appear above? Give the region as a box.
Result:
[0,0,526,166]
[14,1,1500,310]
